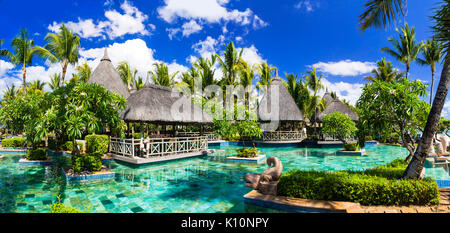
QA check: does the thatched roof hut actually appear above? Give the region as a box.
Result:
[322,90,334,106]
[315,98,359,122]
[257,76,304,122]
[120,80,213,124]
[88,48,130,98]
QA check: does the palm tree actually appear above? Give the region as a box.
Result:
[363,58,404,82]
[284,73,301,104]
[381,23,422,78]
[48,73,61,91]
[256,62,276,93]
[150,63,178,87]
[2,84,18,101]
[195,55,218,91]
[359,0,406,31]
[75,62,91,83]
[0,28,54,93]
[360,0,450,179]
[44,24,80,86]
[306,67,324,134]
[27,80,45,93]
[134,76,144,91]
[417,37,444,104]
[117,61,138,91]
[237,58,256,112]
[179,66,199,95]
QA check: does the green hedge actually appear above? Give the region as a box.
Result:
[72,154,102,173]
[61,141,83,152]
[26,148,47,160]
[85,135,109,155]
[1,137,27,148]
[344,143,359,151]
[277,159,440,206]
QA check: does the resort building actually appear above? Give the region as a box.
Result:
[257,75,306,142]
[88,48,214,164]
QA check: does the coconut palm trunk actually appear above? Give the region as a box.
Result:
[22,65,27,93]
[403,57,450,179]
[431,66,435,104]
[61,60,68,86]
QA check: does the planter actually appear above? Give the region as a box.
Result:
[62,166,115,181]
[19,157,53,166]
[336,149,366,156]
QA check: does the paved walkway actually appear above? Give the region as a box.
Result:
[245,188,450,213]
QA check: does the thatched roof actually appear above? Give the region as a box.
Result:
[119,80,213,124]
[315,99,359,122]
[257,76,304,122]
[87,48,130,98]
[322,91,334,106]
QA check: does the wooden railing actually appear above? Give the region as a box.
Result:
[109,136,208,158]
[260,131,306,141]
[177,132,221,141]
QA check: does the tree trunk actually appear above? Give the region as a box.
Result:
[22,65,27,93]
[403,57,450,179]
[430,69,435,105]
[61,62,68,86]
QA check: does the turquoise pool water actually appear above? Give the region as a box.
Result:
[0,144,445,213]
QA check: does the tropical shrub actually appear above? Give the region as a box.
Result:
[26,148,47,160]
[365,136,373,141]
[236,148,258,158]
[47,195,91,213]
[85,134,109,155]
[61,141,83,152]
[344,143,359,151]
[71,154,102,173]
[1,137,27,148]
[388,133,401,143]
[322,112,357,144]
[277,160,440,206]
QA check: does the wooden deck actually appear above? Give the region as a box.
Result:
[108,149,215,164]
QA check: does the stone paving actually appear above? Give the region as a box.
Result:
[245,188,450,213]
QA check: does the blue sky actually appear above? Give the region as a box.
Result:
[0,0,447,114]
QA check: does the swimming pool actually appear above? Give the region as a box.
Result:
[0,144,445,213]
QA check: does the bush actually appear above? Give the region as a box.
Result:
[71,154,102,173]
[344,143,359,151]
[61,141,83,152]
[48,138,58,150]
[277,159,440,206]
[85,135,109,155]
[1,137,27,148]
[26,148,47,160]
[365,136,373,141]
[236,148,258,158]
[388,133,400,143]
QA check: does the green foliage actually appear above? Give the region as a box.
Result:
[235,147,258,158]
[1,137,26,148]
[344,143,359,151]
[71,154,102,173]
[26,148,47,160]
[278,159,440,206]
[61,141,83,152]
[47,195,91,213]
[322,112,357,143]
[85,134,109,155]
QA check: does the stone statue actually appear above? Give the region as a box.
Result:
[440,135,449,153]
[244,156,283,195]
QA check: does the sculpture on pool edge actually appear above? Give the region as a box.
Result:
[244,156,283,196]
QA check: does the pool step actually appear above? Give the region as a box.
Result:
[439,187,450,205]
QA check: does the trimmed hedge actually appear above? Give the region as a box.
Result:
[344,143,359,151]
[72,154,102,173]
[85,135,109,155]
[277,159,440,206]
[61,141,83,152]
[26,148,47,160]
[1,137,27,148]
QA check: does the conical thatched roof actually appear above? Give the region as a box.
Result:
[119,80,213,124]
[315,99,359,122]
[87,48,130,98]
[322,91,334,106]
[257,76,304,122]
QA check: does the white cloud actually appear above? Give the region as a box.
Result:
[312,60,377,77]
[294,0,317,12]
[48,0,151,39]
[442,100,450,119]
[238,45,265,66]
[318,78,364,106]
[157,0,267,29]
[192,36,219,59]
[182,20,203,37]
[0,60,15,77]
[0,39,188,96]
